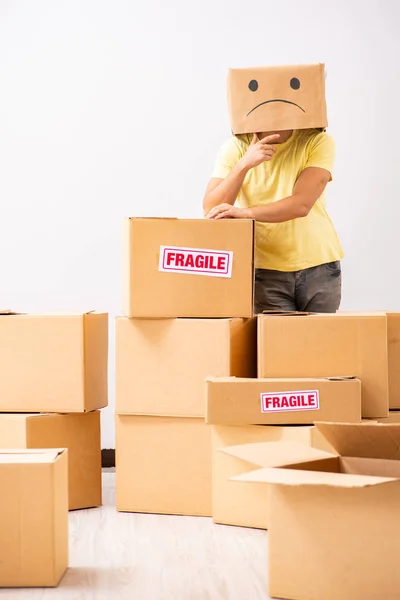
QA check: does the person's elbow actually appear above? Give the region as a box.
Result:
[292,195,315,218]
[296,203,311,218]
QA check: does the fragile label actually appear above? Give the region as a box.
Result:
[159,246,233,278]
[260,390,320,413]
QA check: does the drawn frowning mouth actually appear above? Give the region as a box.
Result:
[246,99,305,117]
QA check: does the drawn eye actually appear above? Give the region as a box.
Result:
[248,80,258,92]
[290,77,300,90]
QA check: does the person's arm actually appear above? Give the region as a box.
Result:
[203,133,280,216]
[206,167,331,222]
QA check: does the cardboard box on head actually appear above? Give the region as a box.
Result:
[227,63,327,135]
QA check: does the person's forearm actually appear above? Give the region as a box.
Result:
[203,159,249,215]
[249,194,310,223]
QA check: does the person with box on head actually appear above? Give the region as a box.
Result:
[203,64,343,313]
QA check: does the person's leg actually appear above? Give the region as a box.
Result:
[295,261,342,313]
[254,268,297,314]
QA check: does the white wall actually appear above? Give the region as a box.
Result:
[1,0,399,447]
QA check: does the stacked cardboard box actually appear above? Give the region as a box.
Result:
[115,218,257,516]
[115,216,400,599]
[0,310,108,512]
[206,312,400,599]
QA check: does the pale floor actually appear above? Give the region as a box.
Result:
[0,472,271,600]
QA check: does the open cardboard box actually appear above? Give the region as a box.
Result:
[233,421,400,600]
[211,423,332,530]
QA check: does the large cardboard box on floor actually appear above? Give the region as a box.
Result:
[0,311,108,413]
[206,376,361,426]
[234,422,400,600]
[116,317,256,416]
[0,412,101,510]
[211,423,331,530]
[258,312,388,418]
[123,218,254,318]
[0,449,68,587]
[116,415,212,516]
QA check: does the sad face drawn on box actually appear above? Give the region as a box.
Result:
[227,63,328,135]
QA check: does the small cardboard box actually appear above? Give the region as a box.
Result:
[206,376,361,426]
[0,311,108,413]
[123,218,254,318]
[0,449,68,587]
[227,63,327,135]
[212,423,323,530]
[116,415,212,516]
[0,412,101,510]
[233,422,400,600]
[116,317,256,416]
[258,313,388,418]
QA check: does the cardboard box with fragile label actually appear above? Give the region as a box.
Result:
[116,415,212,516]
[211,423,326,530]
[0,311,108,413]
[258,312,389,418]
[0,449,68,587]
[0,412,101,510]
[233,422,400,600]
[206,376,361,426]
[116,317,256,417]
[123,218,254,318]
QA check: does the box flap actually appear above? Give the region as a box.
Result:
[206,375,358,383]
[232,466,397,488]
[0,449,65,463]
[219,441,336,467]
[262,311,311,316]
[315,422,400,459]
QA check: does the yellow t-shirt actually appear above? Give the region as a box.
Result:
[212,129,344,271]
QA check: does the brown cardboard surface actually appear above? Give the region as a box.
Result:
[206,376,361,425]
[339,311,400,409]
[116,318,256,416]
[0,412,101,510]
[0,312,108,412]
[0,449,68,587]
[258,313,388,418]
[268,483,400,600]
[388,313,400,408]
[229,421,400,599]
[377,411,400,423]
[315,421,400,459]
[212,424,315,529]
[227,63,327,135]
[116,415,212,516]
[122,218,254,318]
